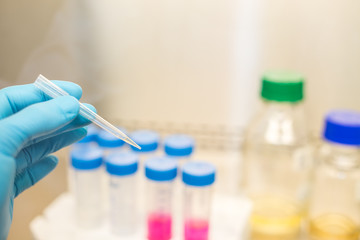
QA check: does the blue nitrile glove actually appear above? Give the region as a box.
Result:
[0,81,96,239]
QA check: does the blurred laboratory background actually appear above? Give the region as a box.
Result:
[0,0,360,239]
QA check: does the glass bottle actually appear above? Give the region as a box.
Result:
[308,110,360,240]
[242,71,312,240]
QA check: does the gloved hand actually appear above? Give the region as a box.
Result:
[0,81,95,239]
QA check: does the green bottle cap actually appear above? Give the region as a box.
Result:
[261,70,304,102]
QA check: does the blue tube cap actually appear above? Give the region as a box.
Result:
[323,110,360,146]
[164,134,195,157]
[130,130,159,152]
[145,157,177,181]
[97,127,126,148]
[71,146,103,170]
[182,161,216,187]
[105,152,138,176]
[77,124,98,143]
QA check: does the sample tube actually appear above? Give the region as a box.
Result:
[71,146,104,229]
[106,152,139,236]
[164,134,195,237]
[131,130,160,217]
[164,134,195,164]
[97,127,127,211]
[145,157,178,240]
[308,110,360,240]
[182,161,216,240]
[69,124,99,193]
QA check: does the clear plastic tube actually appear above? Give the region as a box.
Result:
[106,152,139,236]
[73,168,103,229]
[147,180,174,240]
[182,161,215,240]
[184,186,212,240]
[71,146,104,229]
[109,174,138,235]
[145,157,178,240]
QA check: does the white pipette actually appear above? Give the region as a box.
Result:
[34,74,141,150]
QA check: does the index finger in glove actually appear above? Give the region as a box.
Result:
[0,81,82,119]
[0,96,80,157]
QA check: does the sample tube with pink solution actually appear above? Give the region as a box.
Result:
[182,161,216,240]
[145,157,178,240]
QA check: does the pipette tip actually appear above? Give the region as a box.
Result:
[125,137,141,150]
[34,74,142,150]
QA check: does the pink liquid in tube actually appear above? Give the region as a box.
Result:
[185,219,209,240]
[147,212,172,240]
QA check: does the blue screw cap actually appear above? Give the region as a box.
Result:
[97,127,126,148]
[145,157,177,181]
[77,124,98,144]
[105,152,138,176]
[130,130,159,152]
[323,110,360,146]
[182,161,216,187]
[164,134,194,157]
[71,146,103,170]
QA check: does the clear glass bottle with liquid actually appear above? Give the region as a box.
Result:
[242,71,312,240]
[308,110,360,240]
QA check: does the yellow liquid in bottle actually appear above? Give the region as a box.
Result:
[250,196,303,240]
[309,214,360,240]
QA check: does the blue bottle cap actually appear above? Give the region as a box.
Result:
[145,157,177,181]
[164,134,195,157]
[97,127,126,148]
[130,130,159,152]
[323,110,360,146]
[182,161,216,187]
[105,152,138,176]
[77,124,98,143]
[71,146,103,170]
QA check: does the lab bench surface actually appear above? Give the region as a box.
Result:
[30,192,251,240]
